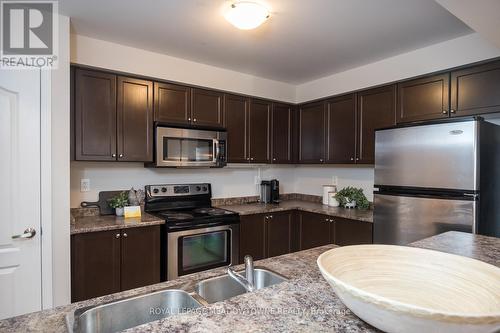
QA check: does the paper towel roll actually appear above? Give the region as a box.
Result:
[323,185,337,205]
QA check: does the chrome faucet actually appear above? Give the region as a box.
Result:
[227,255,255,292]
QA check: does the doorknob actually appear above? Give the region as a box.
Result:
[12,227,36,239]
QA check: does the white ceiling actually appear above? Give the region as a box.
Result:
[59,0,473,84]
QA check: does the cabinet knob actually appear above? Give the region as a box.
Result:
[112,153,116,158]
[188,117,191,121]
[193,118,197,122]
[356,157,359,161]
[115,233,120,239]
[250,157,254,161]
[269,215,273,219]
[350,157,354,161]
[123,232,128,238]
[450,109,456,114]
[119,154,123,158]
[319,159,323,162]
[325,218,329,222]
[273,158,276,161]
[329,219,334,223]
[442,110,448,114]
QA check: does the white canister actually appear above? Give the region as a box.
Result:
[328,192,340,207]
[323,185,337,205]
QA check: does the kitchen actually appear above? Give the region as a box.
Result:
[1,0,500,332]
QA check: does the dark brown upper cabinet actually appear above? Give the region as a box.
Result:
[271,103,293,164]
[248,99,271,163]
[154,82,191,125]
[451,60,500,117]
[117,76,153,162]
[191,88,224,127]
[356,85,396,164]
[75,69,117,161]
[298,101,326,163]
[224,94,249,163]
[397,73,450,123]
[326,94,357,164]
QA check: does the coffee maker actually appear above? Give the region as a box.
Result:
[260,179,280,204]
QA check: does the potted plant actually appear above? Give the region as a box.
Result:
[108,191,129,216]
[335,187,370,210]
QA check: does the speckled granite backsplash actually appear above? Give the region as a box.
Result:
[211,193,322,206]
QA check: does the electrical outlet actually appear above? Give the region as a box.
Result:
[80,179,90,192]
[332,176,338,186]
[254,176,261,185]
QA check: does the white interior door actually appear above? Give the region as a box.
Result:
[0,69,42,319]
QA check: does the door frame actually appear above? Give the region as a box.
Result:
[40,69,53,309]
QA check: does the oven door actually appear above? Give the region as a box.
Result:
[167,224,239,280]
[156,127,219,167]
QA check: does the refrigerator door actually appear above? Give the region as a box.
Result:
[375,121,477,190]
[373,193,475,245]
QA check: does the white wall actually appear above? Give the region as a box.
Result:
[51,16,71,306]
[71,34,295,103]
[296,33,500,103]
[70,163,295,208]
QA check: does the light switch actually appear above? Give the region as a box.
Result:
[80,179,90,192]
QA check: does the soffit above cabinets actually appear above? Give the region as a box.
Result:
[60,0,472,84]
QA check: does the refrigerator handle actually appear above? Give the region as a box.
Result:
[464,193,479,199]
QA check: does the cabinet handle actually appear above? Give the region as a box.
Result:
[123,232,128,238]
[115,233,120,239]
[119,154,123,158]
[450,109,456,114]
[442,110,448,114]
[112,153,116,158]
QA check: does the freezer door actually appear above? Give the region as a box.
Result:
[373,193,474,245]
[375,121,477,190]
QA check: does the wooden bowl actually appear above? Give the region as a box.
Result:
[317,245,500,333]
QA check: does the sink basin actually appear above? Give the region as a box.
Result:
[66,289,201,333]
[195,268,288,304]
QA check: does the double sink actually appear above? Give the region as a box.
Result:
[67,268,287,333]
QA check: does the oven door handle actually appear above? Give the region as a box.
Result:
[168,221,230,231]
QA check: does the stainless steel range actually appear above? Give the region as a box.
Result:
[145,183,239,280]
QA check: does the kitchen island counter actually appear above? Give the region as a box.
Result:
[1,231,498,332]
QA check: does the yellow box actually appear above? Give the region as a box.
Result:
[124,206,142,218]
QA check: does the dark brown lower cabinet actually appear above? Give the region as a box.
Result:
[334,217,373,246]
[239,211,294,263]
[299,211,333,250]
[71,226,160,302]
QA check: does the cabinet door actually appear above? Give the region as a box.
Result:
[299,212,332,250]
[191,88,224,127]
[239,214,266,263]
[357,86,396,164]
[334,218,373,246]
[154,82,191,125]
[326,94,356,164]
[271,103,293,163]
[299,101,326,163]
[266,212,292,258]
[71,230,121,302]
[397,73,450,123]
[248,99,271,163]
[120,226,160,291]
[224,94,248,163]
[74,69,117,161]
[117,77,153,162]
[451,60,500,117]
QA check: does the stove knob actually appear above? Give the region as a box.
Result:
[202,186,208,192]
[196,186,201,192]
[153,188,159,194]
[161,187,167,193]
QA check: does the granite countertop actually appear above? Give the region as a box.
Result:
[2,231,498,333]
[216,200,374,223]
[70,212,164,235]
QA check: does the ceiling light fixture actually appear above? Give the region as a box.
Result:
[224,1,270,30]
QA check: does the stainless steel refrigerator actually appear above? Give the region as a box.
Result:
[373,119,500,245]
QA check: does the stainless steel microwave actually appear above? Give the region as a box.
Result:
[155,126,227,167]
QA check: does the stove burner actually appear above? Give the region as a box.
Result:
[160,212,194,220]
[193,207,229,216]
